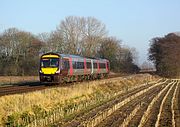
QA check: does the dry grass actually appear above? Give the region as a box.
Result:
[0,74,156,126]
[0,76,39,85]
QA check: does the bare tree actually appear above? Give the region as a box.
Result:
[98,37,120,70]
[81,17,107,56]
[0,28,42,75]
[57,16,82,54]
[0,28,20,56]
[56,16,107,56]
[48,31,64,52]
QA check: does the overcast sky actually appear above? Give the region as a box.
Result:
[1,0,180,64]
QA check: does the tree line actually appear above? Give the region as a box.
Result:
[0,16,139,76]
[149,33,180,78]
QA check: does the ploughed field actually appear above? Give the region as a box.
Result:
[0,74,179,127]
[62,79,180,127]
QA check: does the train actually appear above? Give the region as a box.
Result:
[39,52,110,83]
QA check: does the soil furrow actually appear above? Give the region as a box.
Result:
[175,81,180,127]
[96,83,165,127]
[141,81,174,127]
[157,82,176,127]
[62,80,167,127]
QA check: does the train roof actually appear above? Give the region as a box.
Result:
[42,52,109,61]
[60,54,84,59]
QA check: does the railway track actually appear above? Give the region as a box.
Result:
[0,73,133,97]
[58,79,180,127]
[0,83,47,96]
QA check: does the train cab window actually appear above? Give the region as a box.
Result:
[41,58,59,68]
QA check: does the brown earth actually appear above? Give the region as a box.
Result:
[56,79,180,127]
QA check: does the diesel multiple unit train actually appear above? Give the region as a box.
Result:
[39,52,110,83]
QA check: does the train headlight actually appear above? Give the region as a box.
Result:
[56,69,60,73]
[39,70,43,74]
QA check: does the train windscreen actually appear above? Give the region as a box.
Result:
[41,58,59,68]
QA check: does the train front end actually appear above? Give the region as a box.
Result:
[39,53,61,83]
